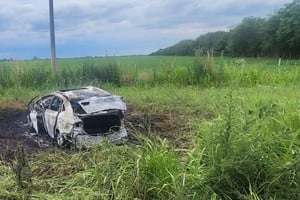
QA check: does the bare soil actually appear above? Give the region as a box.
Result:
[0,107,55,162]
[0,104,190,162]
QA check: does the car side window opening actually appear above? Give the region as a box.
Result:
[70,100,86,114]
[50,97,62,112]
[41,96,54,110]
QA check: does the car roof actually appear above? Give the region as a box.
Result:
[57,86,111,101]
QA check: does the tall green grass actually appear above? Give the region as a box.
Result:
[0,59,121,89]
[1,85,299,199]
[196,93,299,199]
[0,56,299,90]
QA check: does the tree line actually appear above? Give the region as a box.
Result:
[151,0,300,58]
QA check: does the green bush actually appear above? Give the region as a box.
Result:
[192,56,228,86]
[192,56,215,85]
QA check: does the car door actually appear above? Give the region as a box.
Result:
[44,96,63,138]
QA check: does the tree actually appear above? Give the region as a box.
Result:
[262,14,281,57]
[150,40,196,56]
[276,0,300,58]
[195,31,230,55]
[229,17,266,57]
[150,0,300,58]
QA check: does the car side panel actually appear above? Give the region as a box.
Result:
[28,111,38,133]
[56,111,81,136]
[44,109,59,138]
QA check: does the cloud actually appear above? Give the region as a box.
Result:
[0,0,293,59]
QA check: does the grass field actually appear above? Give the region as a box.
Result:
[0,56,299,199]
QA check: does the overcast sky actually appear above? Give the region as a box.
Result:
[0,0,293,59]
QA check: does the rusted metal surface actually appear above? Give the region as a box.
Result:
[27,86,128,148]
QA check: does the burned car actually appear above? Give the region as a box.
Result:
[27,86,128,147]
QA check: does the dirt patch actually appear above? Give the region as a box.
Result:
[0,107,54,162]
[125,103,193,145]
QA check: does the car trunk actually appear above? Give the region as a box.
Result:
[79,110,122,135]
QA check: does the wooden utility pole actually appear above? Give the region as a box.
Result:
[49,0,56,73]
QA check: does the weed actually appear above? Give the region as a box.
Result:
[10,146,32,199]
[192,56,216,85]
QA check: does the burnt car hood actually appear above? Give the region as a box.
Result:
[77,95,126,114]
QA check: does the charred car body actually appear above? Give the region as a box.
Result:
[27,86,128,147]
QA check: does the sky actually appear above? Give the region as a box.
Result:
[0,0,293,59]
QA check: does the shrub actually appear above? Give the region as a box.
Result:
[192,56,215,85]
